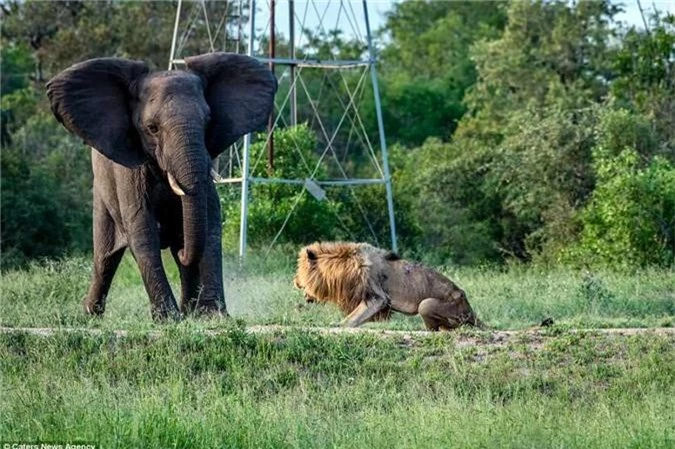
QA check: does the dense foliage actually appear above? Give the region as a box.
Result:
[1,0,673,268]
[388,1,674,266]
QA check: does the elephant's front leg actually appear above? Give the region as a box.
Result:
[192,181,227,315]
[170,181,226,316]
[125,210,181,321]
[169,245,201,315]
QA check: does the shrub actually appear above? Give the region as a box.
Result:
[1,114,92,269]
[571,148,675,267]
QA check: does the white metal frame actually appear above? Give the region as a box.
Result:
[168,0,397,260]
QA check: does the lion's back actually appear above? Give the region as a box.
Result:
[381,259,462,304]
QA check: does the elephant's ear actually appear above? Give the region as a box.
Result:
[46,58,150,167]
[185,52,278,158]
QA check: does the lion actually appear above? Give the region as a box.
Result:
[293,241,480,331]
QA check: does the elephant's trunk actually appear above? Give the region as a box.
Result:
[167,131,210,267]
[178,181,207,267]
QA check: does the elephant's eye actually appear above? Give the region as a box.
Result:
[147,124,159,135]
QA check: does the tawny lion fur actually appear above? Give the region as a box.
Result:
[294,241,479,330]
[293,242,391,321]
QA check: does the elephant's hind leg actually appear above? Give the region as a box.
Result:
[84,199,126,316]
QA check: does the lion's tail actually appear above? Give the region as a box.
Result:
[464,313,488,329]
[474,318,489,329]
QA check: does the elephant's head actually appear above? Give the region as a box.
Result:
[46,53,277,266]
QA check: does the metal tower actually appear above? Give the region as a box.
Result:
[168,0,397,259]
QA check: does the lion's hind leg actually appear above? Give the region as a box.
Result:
[418,293,479,331]
[418,298,460,331]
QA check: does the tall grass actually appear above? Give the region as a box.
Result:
[1,255,674,447]
[1,329,673,448]
[1,254,673,329]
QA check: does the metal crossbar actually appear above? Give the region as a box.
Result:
[168,0,397,259]
[172,57,370,68]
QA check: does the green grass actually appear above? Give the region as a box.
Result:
[1,255,674,447]
[1,328,673,448]
[1,254,673,330]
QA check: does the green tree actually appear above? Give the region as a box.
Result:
[491,106,599,259]
[0,42,34,94]
[398,138,501,265]
[401,0,621,264]
[1,42,37,145]
[1,113,92,269]
[573,145,675,267]
[1,0,238,76]
[1,0,83,81]
[462,0,618,142]
[373,1,507,147]
[610,11,675,157]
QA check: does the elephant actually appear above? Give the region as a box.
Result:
[46,52,277,320]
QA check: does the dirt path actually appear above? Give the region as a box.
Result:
[1,325,673,350]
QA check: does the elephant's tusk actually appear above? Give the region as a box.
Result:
[167,173,186,196]
[210,167,224,183]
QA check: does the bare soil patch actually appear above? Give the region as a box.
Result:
[1,325,672,351]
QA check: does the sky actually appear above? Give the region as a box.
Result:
[252,0,675,49]
[177,0,675,58]
[614,0,675,27]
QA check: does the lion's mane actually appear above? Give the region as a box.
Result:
[294,241,390,319]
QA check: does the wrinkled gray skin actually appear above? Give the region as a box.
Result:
[47,53,277,320]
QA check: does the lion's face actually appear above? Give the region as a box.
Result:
[293,273,317,303]
[293,242,371,313]
[294,248,315,289]
[293,274,304,290]
[294,247,320,303]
